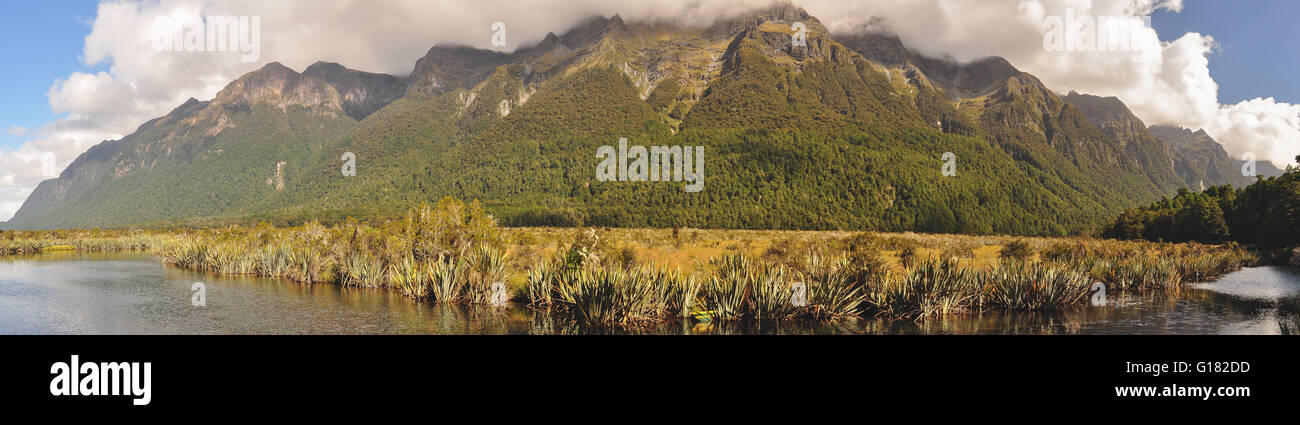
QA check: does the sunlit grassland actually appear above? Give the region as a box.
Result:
[504,227,1133,275]
[0,198,1260,323]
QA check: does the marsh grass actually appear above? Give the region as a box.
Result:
[340,251,385,288]
[865,258,975,320]
[983,261,1092,310]
[428,256,468,303]
[1,200,1263,321]
[999,239,1034,260]
[464,246,508,305]
[1,231,159,256]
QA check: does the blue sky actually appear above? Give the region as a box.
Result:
[1152,0,1300,105]
[0,0,104,150]
[0,0,1297,152]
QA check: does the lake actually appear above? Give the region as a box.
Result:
[2,252,1299,334]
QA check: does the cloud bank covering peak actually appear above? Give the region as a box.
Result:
[0,0,1296,221]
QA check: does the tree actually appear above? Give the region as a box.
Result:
[1173,195,1228,243]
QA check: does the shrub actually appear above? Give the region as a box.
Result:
[1000,239,1033,260]
[898,246,918,269]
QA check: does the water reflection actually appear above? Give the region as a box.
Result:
[2,253,1298,335]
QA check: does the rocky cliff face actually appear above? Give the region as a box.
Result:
[303,61,408,120]
[1062,92,1184,192]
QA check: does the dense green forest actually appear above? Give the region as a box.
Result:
[257,62,1119,235]
[1103,157,1299,252]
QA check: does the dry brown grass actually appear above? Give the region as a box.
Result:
[499,228,1161,277]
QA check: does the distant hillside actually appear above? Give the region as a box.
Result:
[1148,125,1286,189]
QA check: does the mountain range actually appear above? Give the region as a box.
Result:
[2,3,1287,233]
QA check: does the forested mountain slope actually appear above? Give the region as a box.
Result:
[4,3,1255,235]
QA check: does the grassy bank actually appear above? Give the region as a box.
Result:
[0,198,1259,323]
[1,230,160,256]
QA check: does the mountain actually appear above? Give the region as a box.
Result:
[839,31,1184,213]
[1147,125,1287,189]
[0,3,1224,234]
[1257,161,1288,179]
[1149,125,1248,189]
[1060,92,1184,192]
[6,61,404,228]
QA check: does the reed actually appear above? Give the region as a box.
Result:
[464,246,508,305]
[982,261,1092,310]
[801,255,868,319]
[427,255,467,303]
[257,243,291,279]
[284,245,332,284]
[564,268,662,325]
[749,267,801,321]
[340,251,385,288]
[700,256,755,320]
[650,267,699,317]
[525,262,557,307]
[865,258,976,320]
[392,256,428,298]
[1087,257,1182,290]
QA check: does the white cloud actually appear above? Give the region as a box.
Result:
[1,0,1295,222]
[1209,98,1300,166]
[5,126,27,136]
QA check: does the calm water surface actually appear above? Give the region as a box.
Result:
[2,252,1299,334]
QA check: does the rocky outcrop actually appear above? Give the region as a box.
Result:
[303,61,408,120]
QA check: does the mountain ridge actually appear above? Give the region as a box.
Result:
[3,3,1277,233]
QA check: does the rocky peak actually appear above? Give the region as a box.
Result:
[1147,124,1261,187]
[304,61,408,120]
[537,32,562,50]
[1150,125,1215,149]
[1063,92,1146,131]
[211,62,342,113]
[512,32,567,64]
[232,61,298,91]
[406,44,511,97]
[837,26,1020,100]
[559,15,633,50]
[172,97,207,115]
[835,30,909,67]
[706,2,824,38]
[138,97,210,130]
[911,54,1021,100]
[1062,92,1184,182]
[302,61,348,79]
